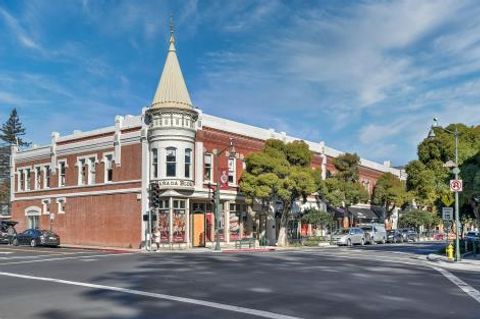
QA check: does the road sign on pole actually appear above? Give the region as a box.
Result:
[450,179,463,192]
[442,207,453,220]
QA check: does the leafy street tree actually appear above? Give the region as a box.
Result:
[372,172,409,221]
[398,209,441,231]
[332,152,360,182]
[318,153,368,226]
[239,139,317,246]
[0,108,30,147]
[406,123,480,227]
[301,208,334,233]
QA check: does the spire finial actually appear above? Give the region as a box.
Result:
[169,15,175,40]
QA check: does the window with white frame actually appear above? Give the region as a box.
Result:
[104,154,114,183]
[35,167,42,190]
[58,160,67,187]
[41,199,51,215]
[18,169,24,191]
[204,154,213,182]
[44,165,51,188]
[152,148,158,178]
[228,158,236,184]
[56,198,66,214]
[25,169,31,191]
[166,147,176,177]
[78,156,97,185]
[184,148,192,178]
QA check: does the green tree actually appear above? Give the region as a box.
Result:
[0,108,30,147]
[332,152,360,182]
[239,139,317,246]
[372,172,409,220]
[398,209,440,231]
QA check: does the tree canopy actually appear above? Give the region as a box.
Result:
[372,172,409,218]
[239,139,318,246]
[0,108,30,147]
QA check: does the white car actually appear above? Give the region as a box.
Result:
[331,228,365,246]
[359,224,387,244]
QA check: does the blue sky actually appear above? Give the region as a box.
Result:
[1,0,479,166]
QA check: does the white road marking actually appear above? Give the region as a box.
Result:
[0,252,13,255]
[0,252,136,266]
[0,271,303,319]
[431,266,480,304]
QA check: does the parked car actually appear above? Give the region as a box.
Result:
[14,229,60,247]
[0,220,18,244]
[465,231,479,242]
[359,223,387,244]
[331,227,365,246]
[399,228,418,242]
[386,229,404,243]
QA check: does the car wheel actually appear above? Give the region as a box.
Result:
[347,239,352,246]
[30,239,37,247]
[381,237,386,244]
[361,238,365,246]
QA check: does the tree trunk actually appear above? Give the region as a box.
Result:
[276,203,291,247]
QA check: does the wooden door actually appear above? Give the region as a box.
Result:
[193,213,205,247]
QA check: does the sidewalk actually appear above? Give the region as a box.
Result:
[426,252,480,272]
[60,243,140,253]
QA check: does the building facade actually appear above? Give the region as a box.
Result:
[10,30,404,248]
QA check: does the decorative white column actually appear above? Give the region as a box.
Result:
[194,141,203,188]
[114,115,123,167]
[50,132,59,175]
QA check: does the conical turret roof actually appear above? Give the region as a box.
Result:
[151,28,193,109]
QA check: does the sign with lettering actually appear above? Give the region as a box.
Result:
[157,179,194,189]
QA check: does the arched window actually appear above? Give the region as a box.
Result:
[166,147,176,177]
[152,148,158,178]
[185,148,192,178]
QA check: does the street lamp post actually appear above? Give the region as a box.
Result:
[211,138,240,251]
[428,118,461,261]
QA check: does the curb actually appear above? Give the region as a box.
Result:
[222,248,276,253]
[60,245,137,254]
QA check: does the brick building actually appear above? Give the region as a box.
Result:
[9,30,404,248]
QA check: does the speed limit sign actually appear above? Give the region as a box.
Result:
[450,179,463,192]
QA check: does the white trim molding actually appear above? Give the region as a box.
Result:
[41,199,51,215]
[24,206,41,216]
[56,197,66,214]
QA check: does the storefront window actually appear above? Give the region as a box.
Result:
[229,203,243,241]
[173,200,186,243]
[158,209,169,242]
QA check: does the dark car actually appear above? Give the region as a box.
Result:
[465,231,479,242]
[0,220,18,244]
[399,228,418,242]
[14,229,60,247]
[386,229,404,243]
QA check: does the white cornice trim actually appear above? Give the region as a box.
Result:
[14,179,141,195]
[14,187,142,201]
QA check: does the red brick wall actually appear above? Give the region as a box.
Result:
[12,193,141,248]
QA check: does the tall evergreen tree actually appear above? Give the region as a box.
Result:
[0,108,30,147]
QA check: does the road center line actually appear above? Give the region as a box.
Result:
[0,271,302,319]
[431,266,480,304]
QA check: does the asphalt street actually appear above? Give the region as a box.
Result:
[0,242,478,319]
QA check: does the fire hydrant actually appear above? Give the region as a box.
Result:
[446,243,454,262]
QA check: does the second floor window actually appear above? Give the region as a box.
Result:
[44,166,51,188]
[59,162,66,187]
[185,149,191,178]
[152,148,158,178]
[25,169,31,191]
[204,154,212,182]
[166,147,176,177]
[104,154,114,182]
[19,169,24,191]
[35,167,42,189]
[79,159,88,185]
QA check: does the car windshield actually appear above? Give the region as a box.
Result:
[41,231,56,236]
[335,229,350,235]
[360,226,372,231]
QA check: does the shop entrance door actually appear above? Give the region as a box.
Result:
[192,213,205,247]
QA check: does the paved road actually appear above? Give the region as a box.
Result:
[0,242,478,319]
